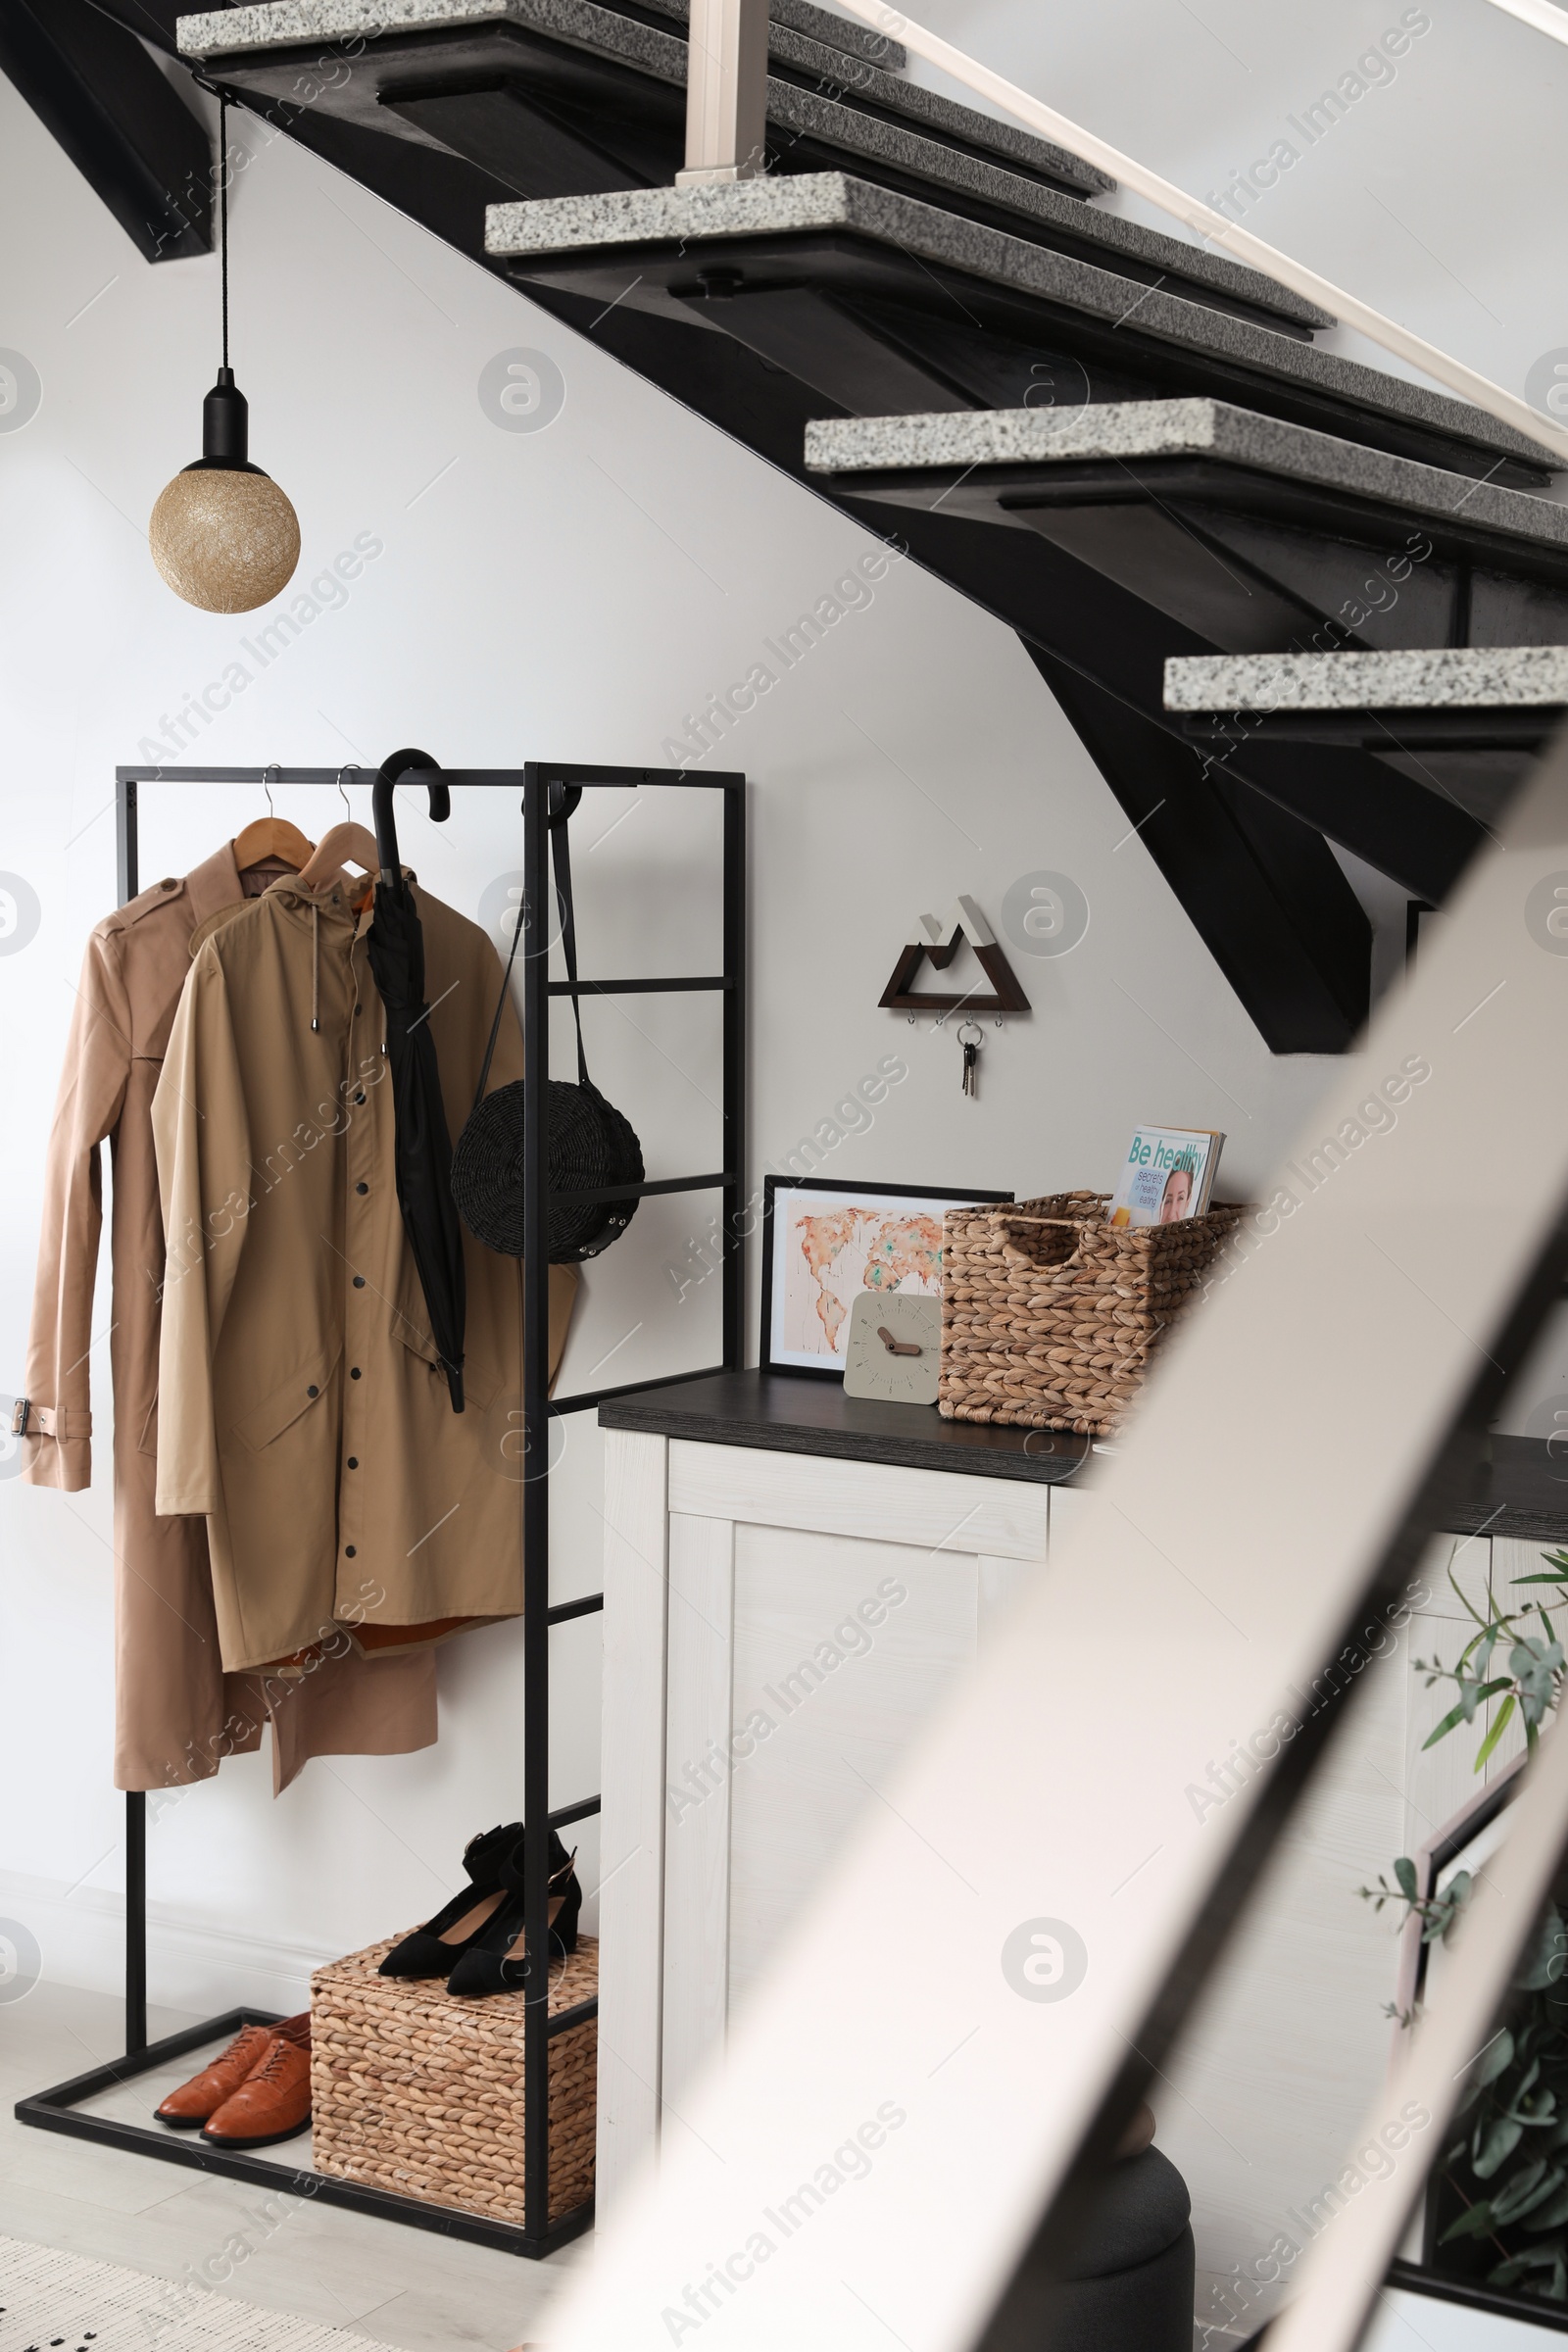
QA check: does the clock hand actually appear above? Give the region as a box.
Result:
[877,1326,923,1357]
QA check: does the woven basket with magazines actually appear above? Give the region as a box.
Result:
[940,1191,1246,1437]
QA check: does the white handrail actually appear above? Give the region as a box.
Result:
[1486,0,1568,43]
[828,0,1568,469]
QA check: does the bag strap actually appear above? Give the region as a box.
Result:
[469,787,588,1115]
[552,799,590,1091]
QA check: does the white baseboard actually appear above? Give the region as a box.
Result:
[0,1869,332,2025]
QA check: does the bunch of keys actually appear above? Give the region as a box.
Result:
[957,1018,983,1099]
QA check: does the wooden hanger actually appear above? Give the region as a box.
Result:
[298,821,380,888]
[233,815,315,873]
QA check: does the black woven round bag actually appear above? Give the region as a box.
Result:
[452,1074,643,1261]
[451,800,644,1264]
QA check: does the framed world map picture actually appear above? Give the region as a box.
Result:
[760,1176,1012,1379]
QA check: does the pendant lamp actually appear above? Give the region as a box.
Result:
[149,95,299,614]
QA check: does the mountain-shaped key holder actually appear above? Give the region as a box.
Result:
[878,897,1030,1015]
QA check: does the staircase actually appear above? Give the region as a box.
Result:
[39,0,1568,1052]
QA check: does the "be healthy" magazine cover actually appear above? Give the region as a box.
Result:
[1108,1125,1225,1228]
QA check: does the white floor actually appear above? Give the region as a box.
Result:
[0,1983,591,2352]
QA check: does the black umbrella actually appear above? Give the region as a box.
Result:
[368,748,466,1413]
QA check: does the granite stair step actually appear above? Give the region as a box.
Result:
[1162,646,1568,834]
[175,0,1105,199]
[1166,644,1568,729]
[804,397,1568,657]
[175,2,1334,336]
[483,177,1558,484]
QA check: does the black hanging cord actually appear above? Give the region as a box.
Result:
[219,93,229,372]
[189,70,231,368]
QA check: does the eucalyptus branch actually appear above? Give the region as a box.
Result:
[1356,1548,1568,2307]
[1360,1857,1472,1944]
[1413,1551,1568,1774]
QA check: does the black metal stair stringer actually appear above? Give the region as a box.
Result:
[1023,644,1371,1054]
[867,494,1484,893]
[0,0,212,262]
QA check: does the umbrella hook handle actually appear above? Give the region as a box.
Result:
[372,748,447,888]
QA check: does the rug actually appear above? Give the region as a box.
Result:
[0,2237,389,2352]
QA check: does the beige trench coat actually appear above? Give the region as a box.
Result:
[153,870,576,1671]
[20,844,438,1791]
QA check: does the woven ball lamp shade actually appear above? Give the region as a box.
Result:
[153,94,300,616]
[149,462,299,613]
[149,367,299,615]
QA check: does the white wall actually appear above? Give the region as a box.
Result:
[0,13,1556,2326]
[894,0,1568,407]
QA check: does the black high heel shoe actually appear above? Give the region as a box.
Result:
[445,1830,581,1998]
[378,1820,524,1979]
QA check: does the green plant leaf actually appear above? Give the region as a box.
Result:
[1511,2167,1567,2225]
[1476,2029,1517,2088]
[1491,2243,1562,2282]
[1475,1693,1518,1773]
[1422,1700,1469,1747]
[1511,1640,1562,1717]
[1395,1857,1418,1901]
[1434,1872,1475,1942]
[1443,2199,1499,2240]
[1450,1563,1490,1629]
[1490,2158,1551,2225]
[1527,2185,1568,2232]
[1424,1683,1510,1748]
[1476,2116,1526,2178]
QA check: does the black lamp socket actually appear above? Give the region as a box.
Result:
[184,368,268,475]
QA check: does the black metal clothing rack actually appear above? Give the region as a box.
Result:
[17,759,747,2259]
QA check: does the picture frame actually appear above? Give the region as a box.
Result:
[759,1175,1012,1380]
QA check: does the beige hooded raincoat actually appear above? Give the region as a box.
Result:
[152,869,576,1671]
[19,844,439,1791]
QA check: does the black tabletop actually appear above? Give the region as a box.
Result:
[600,1370,1096,1485]
[598,1372,1568,1539]
[1448,1435,1568,1544]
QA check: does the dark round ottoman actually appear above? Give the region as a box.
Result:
[988,2146,1195,2352]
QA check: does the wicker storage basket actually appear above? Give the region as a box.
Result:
[940,1191,1245,1436]
[311,1933,597,2227]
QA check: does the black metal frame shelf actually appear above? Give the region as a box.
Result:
[17,756,747,2261]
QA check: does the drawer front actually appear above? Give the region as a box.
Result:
[667,1440,1050,1561]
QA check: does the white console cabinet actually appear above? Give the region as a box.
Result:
[597,1424,1069,2210]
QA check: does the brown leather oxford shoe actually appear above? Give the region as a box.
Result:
[202,2021,312,2149]
[155,2022,278,2130]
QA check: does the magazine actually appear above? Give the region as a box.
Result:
[1108,1125,1224,1228]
